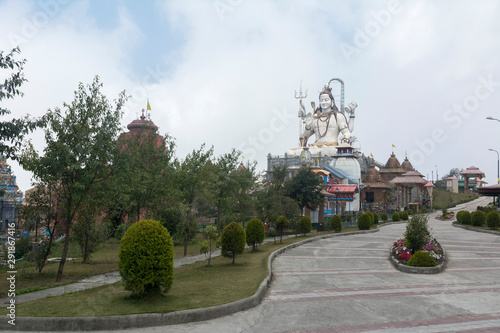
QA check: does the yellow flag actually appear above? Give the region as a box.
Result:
[370,153,374,158]
[392,144,396,148]
[147,99,151,111]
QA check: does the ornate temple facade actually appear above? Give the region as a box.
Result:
[0,155,23,232]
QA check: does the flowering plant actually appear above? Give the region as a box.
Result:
[421,236,444,260]
[392,235,444,265]
[392,237,412,263]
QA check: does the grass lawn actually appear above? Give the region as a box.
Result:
[0,239,202,299]
[454,223,500,234]
[14,228,371,317]
[432,188,478,209]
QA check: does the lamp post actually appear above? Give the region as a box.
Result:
[489,148,499,184]
[435,165,439,183]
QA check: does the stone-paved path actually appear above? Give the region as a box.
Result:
[5,196,500,332]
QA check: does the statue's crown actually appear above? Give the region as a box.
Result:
[320,85,332,95]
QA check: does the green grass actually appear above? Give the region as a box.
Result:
[13,228,371,317]
[454,222,500,233]
[432,188,478,209]
[0,239,202,299]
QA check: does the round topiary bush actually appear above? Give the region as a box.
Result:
[392,212,400,222]
[471,210,486,226]
[456,211,464,223]
[357,213,371,230]
[330,215,342,233]
[366,211,374,226]
[119,219,174,296]
[461,211,472,225]
[372,212,379,224]
[298,216,312,235]
[246,218,265,250]
[400,211,409,221]
[381,213,388,221]
[486,211,500,230]
[407,250,436,267]
[221,222,246,263]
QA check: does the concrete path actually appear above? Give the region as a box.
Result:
[5,196,500,332]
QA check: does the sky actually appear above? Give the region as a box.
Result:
[1,0,500,193]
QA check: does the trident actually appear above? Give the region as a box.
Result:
[294,81,308,147]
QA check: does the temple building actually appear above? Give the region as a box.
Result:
[0,155,23,233]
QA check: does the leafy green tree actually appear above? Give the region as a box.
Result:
[119,219,174,296]
[275,215,290,243]
[0,47,45,158]
[234,161,257,228]
[173,144,214,256]
[284,166,323,216]
[200,225,219,266]
[245,218,265,250]
[16,182,64,274]
[404,214,430,251]
[221,222,245,264]
[20,76,127,282]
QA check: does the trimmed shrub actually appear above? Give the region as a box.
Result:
[486,211,500,230]
[404,214,430,252]
[357,213,371,230]
[471,210,486,227]
[461,211,472,225]
[400,211,409,221]
[407,250,436,267]
[381,213,388,221]
[366,211,374,226]
[298,216,312,235]
[392,212,400,222]
[456,211,465,223]
[246,218,265,250]
[275,215,290,243]
[119,219,174,296]
[330,215,342,233]
[372,212,379,224]
[221,222,246,263]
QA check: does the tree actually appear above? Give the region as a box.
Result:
[17,181,64,274]
[20,76,127,282]
[284,166,323,215]
[200,225,219,266]
[441,168,462,181]
[234,161,257,228]
[245,218,265,250]
[275,215,289,243]
[111,128,176,223]
[0,47,45,158]
[173,144,214,256]
[221,221,245,264]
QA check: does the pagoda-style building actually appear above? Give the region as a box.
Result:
[361,161,390,211]
[379,153,407,183]
[0,155,23,233]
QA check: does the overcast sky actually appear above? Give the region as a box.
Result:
[2,0,500,193]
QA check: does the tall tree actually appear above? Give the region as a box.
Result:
[20,76,127,281]
[0,47,45,158]
[173,144,214,256]
[284,166,323,216]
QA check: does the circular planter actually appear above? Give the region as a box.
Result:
[389,250,447,274]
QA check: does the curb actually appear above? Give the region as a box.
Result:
[388,249,447,274]
[6,228,382,331]
[452,222,500,236]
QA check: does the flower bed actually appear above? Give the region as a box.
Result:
[391,236,445,266]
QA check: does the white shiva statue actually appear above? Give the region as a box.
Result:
[287,83,358,157]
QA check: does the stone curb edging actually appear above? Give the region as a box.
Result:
[452,222,500,236]
[5,227,383,332]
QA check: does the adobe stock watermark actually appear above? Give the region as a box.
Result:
[237,106,295,161]
[7,0,70,47]
[409,74,500,166]
[339,0,402,63]
[213,0,244,21]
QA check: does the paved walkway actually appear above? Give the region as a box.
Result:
[5,196,500,332]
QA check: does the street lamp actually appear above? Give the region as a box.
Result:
[489,148,499,184]
[486,116,500,122]
[336,187,340,215]
[435,165,439,183]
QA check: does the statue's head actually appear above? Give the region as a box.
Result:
[319,85,338,112]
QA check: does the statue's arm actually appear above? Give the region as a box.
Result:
[337,113,351,139]
[344,102,357,132]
